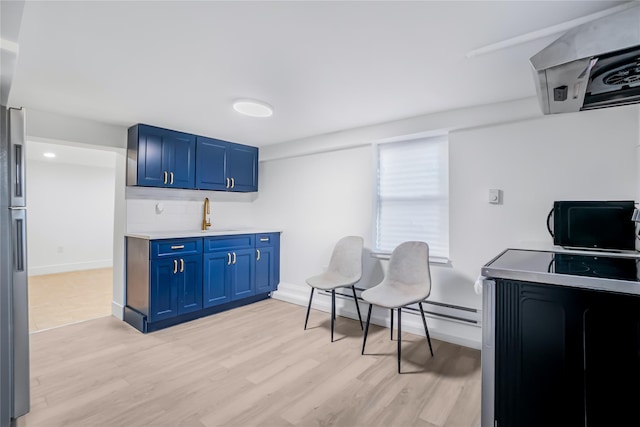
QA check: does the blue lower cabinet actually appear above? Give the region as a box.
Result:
[177,255,203,315]
[150,259,179,322]
[255,246,275,294]
[204,248,256,304]
[203,251,232,308]
[231,249,256,301]
[151,255,202,320]
[125,234,280,333]
[256,233,280,292]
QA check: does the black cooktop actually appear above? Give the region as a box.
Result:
[486,249,640,282]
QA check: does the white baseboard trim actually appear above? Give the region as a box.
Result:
[272,282,481,350]
[111,301,124,320]
[28,259,113,276]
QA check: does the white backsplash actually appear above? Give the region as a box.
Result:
[126,187,256,233]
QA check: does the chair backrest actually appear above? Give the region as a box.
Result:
[327,236,364,281]
[388,241,431,296]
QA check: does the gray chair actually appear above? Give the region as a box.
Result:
[304,236,364,342]
[361,241,434,373]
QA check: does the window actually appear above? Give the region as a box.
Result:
[374,135,449,260]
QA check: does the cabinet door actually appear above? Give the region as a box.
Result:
[583,292,640,426]
[136,125,195,188]
[177,255,202,315]
[495,280,585,427]
[255,246,275,294]
[196,136,228,191]
[203,251,232,308]
[150,259,178,322]
[226,143,258,192]
[137,125,168,187]
[231,249,256,301]
[165,131,196,189]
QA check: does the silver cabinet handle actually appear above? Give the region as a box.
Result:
[227,253,231,265]
[259,237,269,242]
[171,245,184,250]
[163,171,168,184]
[256,249,261,261]
[173,259,178,274]
[231,177,235,188]
[226,178,230,189]
[232,252,237,264]
[180,259,184,273]
[170,172,174,184]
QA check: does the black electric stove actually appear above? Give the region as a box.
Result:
[483,249,640,292]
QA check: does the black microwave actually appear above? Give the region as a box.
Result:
[551,200,636,251]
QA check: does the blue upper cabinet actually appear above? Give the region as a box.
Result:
[128,124,258,192]
[195,136,228,191]
[227,143,258,192]
[196,137,258,192]
[128,124,196,189]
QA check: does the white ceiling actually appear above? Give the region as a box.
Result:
[8,1,628,146]
[27,140,116,169]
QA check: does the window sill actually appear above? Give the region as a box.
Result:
[370,251,451,265]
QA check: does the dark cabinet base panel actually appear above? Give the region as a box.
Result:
[124,292,271,333]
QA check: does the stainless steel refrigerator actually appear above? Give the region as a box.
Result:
[0,106,30,427]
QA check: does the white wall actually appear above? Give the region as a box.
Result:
[26,108,126,149]
[26,158,116,275]
[449,107,638,292]
[112,151,127,317]
[253,146,375,285]
[256,101,640,349]
[125,188,256,233]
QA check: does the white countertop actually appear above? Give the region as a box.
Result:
[126,229,282,240]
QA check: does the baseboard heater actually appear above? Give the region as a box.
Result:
[321,287,481,326]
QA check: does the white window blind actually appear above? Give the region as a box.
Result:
[375,135,449,259]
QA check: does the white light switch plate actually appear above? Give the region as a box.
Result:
[489,189,502,204]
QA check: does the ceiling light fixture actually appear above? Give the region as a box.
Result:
[232,99,273,117]
[43,152,56,158]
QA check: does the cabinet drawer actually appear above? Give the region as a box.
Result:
[256,233,279,248]
[151,238,203,259]
[204,234,255,252]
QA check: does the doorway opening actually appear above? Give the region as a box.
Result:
[25,140,116,332]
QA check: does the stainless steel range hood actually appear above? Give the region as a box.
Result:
[530,5,640,114]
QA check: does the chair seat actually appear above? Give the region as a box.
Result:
[306,271,359,290]
[361,280,430,309]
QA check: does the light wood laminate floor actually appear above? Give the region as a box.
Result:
[20,299,481,427]
[28,268,113,332]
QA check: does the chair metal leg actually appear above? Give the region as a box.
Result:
[331,290,335,342]
[419,302,434,357]
[304,288,314,330]
[362,304,373,355]
[352,286,363,330]
[390,308,394,340]
[397,307,402,374]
